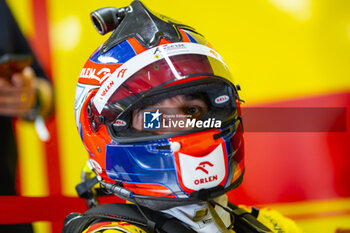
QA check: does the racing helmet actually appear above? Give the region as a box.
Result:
[75,0,244,210]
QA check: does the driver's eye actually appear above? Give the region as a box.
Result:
[186,107,200,115]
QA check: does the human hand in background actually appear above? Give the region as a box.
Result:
[0,66,36,117]
[0,66,53,119]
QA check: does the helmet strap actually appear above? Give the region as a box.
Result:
[207,200,231,233]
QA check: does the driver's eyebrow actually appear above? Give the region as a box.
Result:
[184,93,209,103]
[184,95,201,101]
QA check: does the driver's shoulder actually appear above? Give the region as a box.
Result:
[239,205,303,233]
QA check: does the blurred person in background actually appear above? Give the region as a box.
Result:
[0,0,53,232]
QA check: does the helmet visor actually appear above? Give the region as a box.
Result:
[106,78,238,143]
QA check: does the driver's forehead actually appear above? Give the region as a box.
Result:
[157,95,187,106]
[149,94,207,107]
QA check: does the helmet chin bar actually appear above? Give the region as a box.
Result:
[98,171,244,210]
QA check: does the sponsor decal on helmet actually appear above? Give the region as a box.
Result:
[100,80,114,97]
[194,161,218,185]
[164,43,187,50]
[194,175,218,185]
[113,119,127,127]
[162,43,189,54]
[88,159,103,173]
[195,161,213,174]
[177,143,227,191]
[215,95,229,104]
[153,44,189,57]
[79,67,115,84]
[117,68,127,78]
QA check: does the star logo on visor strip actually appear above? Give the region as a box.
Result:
[151,109,162,122]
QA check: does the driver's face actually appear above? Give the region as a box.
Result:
[132,95,208,134]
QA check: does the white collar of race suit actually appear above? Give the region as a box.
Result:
[161,195,232,233]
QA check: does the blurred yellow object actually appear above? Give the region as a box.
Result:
[265,198,350,233]
[6,0,34,37]
[240,205,303,233]
[257,208,303,233]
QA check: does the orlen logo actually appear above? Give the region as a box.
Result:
[195,161,213,174]
[100,80,114,97]
[80,67,127,85]
[177,144,226,190]
[80,68,113,84]
[113,119,127,127]
[215,95,229,104]
[194,161,217,185]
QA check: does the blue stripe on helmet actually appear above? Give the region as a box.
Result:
[89,40,137,64]
[184,31,198,44]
